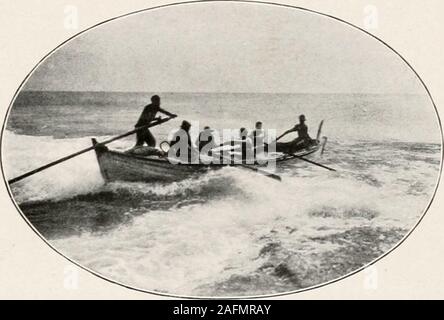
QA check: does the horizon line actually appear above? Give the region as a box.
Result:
[20,89,423,95]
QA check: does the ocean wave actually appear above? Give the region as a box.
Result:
[2,130,441,296]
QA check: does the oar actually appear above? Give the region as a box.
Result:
[211,152,282,182]
[8,116,177,185]
[276,132,290,141]
[237,162,282,181]
[286,154,337,172]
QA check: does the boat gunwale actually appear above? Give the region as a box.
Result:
[96,142,322,168]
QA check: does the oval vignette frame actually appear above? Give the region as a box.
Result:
[0,0,443,299]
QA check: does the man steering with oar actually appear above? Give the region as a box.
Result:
[133,95,177,148]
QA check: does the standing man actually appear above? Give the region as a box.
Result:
[134,95,176,148]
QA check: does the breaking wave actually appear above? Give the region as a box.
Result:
[1,130,441,296]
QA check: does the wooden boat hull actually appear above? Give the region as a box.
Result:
[93,143,218,183]
[93,138,325,183]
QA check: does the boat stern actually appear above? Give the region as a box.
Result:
[92,138,111,182]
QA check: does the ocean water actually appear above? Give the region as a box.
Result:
[2,91,442,297]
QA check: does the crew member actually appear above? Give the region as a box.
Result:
[134,95,176,147]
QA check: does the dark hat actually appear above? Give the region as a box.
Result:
[240,127,248,138]
[181,120,191,130]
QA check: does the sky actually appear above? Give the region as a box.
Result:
[24,2,426,94]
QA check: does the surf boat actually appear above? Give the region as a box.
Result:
[6,117,330,186]
[92,122,327,183]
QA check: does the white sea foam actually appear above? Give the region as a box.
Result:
[2,131,105,203]
[2,129,441,296]
[50,160,437,295]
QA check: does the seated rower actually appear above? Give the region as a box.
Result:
[196,126,217,156]
[273,114,314,154]
[238,128,254,162]
[278,114,313,144]
[249,121,266,156]
[169,120,198,163]
[219,128,253,164]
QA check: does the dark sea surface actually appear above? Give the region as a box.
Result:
[2,91,441,296]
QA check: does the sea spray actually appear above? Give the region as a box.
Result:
[45,152,438,295]
[1,91,441,296]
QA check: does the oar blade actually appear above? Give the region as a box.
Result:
[266,172,282,181]
[290,154,337,172]
[212,153,283,182]
[242,164,282,182]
